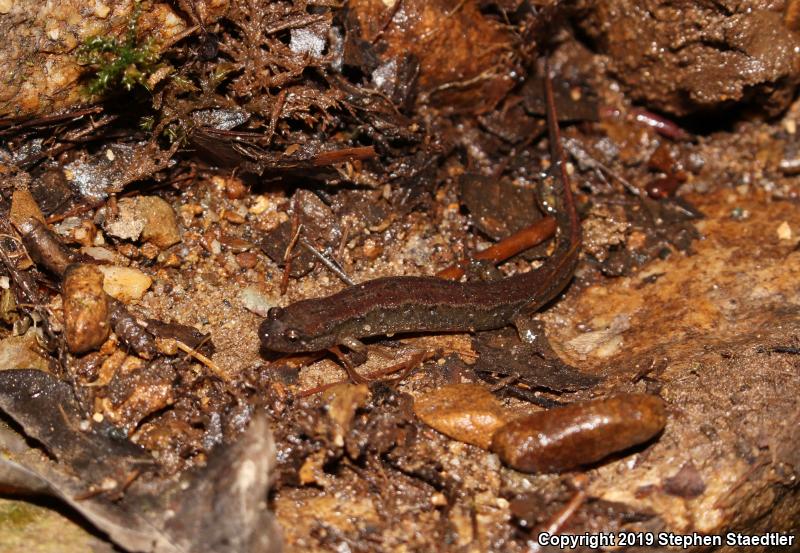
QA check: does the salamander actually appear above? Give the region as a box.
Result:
[260,69,581,353]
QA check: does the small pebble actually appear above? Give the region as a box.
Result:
[414,383,511,449]
[103,198,146,241]
[223,210,246,224]
[63,264,110,354]
[236,252,258,269]
[117,243,139,258]
[159,252,181,267]
[248,195,272,215]
[81,246,121,263]
[361,239,383,260]
[71,220,97,247]
[240,285,277,316]
[140,242,160,260]
[777,221,793,241]
[137,196,181,248]
[224,177,248,199]
[98,266,153,302]
[104,196,181,248]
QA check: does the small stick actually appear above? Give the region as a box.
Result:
[772,346,800,354]
[280,214,302,295]
[0,106,104,134]
[529,475,589,553]
[262,352,325,372]
[300,238,355,286]
[630,107,691,141]
[563,138,641,197]
[436,217,556,280]
[712,458,769,510]
[263,89,287,147]
[337,220,351,262]
[175,339,231,382]
[46,201,105,224]
[310,146,377,166]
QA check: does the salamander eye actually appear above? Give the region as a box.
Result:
[285,329,300,341]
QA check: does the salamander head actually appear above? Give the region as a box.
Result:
[259,306,335,352]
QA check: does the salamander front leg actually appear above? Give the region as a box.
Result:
[511,313,548,346]
[511,313,573,365]
[328,345,368,384]
[340,336,366,352]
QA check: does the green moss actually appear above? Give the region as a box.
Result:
[77,1,167,96]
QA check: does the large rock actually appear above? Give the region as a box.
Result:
[575,1,800,115]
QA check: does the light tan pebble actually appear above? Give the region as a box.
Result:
[98,265,153,302]
[137,196,182,248]
[777,221,792,241]
[414,383,511,449]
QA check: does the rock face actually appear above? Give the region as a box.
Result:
[347,0,519,112]
[102,196,181,249]
[0,0,187,118]
[575,1,800,115]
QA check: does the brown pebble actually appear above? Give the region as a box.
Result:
[201,228,220,253]
[71,220,97,247]
[138,196,182,248]
[140,242,160,260]
[663,461,706,498]
[414,383,511,449]
[223,210,246,224]
[361,239,383,261]
[491,393,666,473]
[224,176,248,199]
[219,235,252,252]
[63,264,110,354]
[236,252,258,269]
[117,243,139,259]
[159,252,181,267]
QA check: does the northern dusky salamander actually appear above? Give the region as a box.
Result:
[260,69,581,353]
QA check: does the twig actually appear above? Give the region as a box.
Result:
[436,217,556,280]
[299,238,355,286]
[175,339,231,382]
[529,475,589,553]
[0,106,104,134]
[280,213,302,295]
[563,137,641,197]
